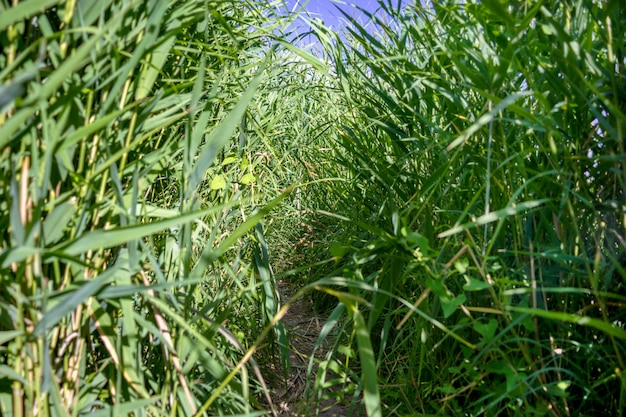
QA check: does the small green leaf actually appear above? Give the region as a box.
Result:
[483,360,525,393]
[544,382,570,397]
[186,61,266,198]
[441,294,466,318]
[210,175,226,190]
[454,259,469,274]
[240,173,256,185]
[400,227,429,252]
[221,155,238,166]
[330,242,346,259]
[463,276,492,291]
[557,381,571,391]
[474,319,498,344]
[541,24,555,35]
[438,384,456,394]
[425,278,448,298]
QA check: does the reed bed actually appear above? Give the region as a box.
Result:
[1,1,624,416]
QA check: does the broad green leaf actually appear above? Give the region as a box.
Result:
[221,155,238,166]
[400,227,430,252]
[441,294,466,318]
[330,242,346,259]
[454,259,469,274]
[543,382,570,398]
[483,360,526,393]
[425,278,448,299]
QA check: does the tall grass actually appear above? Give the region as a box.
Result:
[2,0,625,416]
[0,0,299,415]
[292,0,626,415]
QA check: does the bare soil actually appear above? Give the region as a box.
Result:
[269,278,360,417]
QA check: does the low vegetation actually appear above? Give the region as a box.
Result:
[1,0,624,416]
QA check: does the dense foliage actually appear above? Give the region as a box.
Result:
[297,1,626,415]
[1,0,624,416]
[0,0,293,415]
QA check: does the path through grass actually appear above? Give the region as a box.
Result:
[1,0,624,416]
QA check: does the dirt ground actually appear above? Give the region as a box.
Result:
[269,278,361,417]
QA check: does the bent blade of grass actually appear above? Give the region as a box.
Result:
[437,199,551,238]
[508,306,626,340]
[446,91,531,151]
[52,204,236,257]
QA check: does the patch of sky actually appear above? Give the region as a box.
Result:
[279,0,395,53]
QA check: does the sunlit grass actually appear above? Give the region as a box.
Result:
[287,0,626,415]
[1,0,625,416]
[0,0,296,415]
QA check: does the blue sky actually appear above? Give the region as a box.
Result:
[283,0,381,31]
[280,0,385,50]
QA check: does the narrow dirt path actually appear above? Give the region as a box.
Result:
[270,278,355,417]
